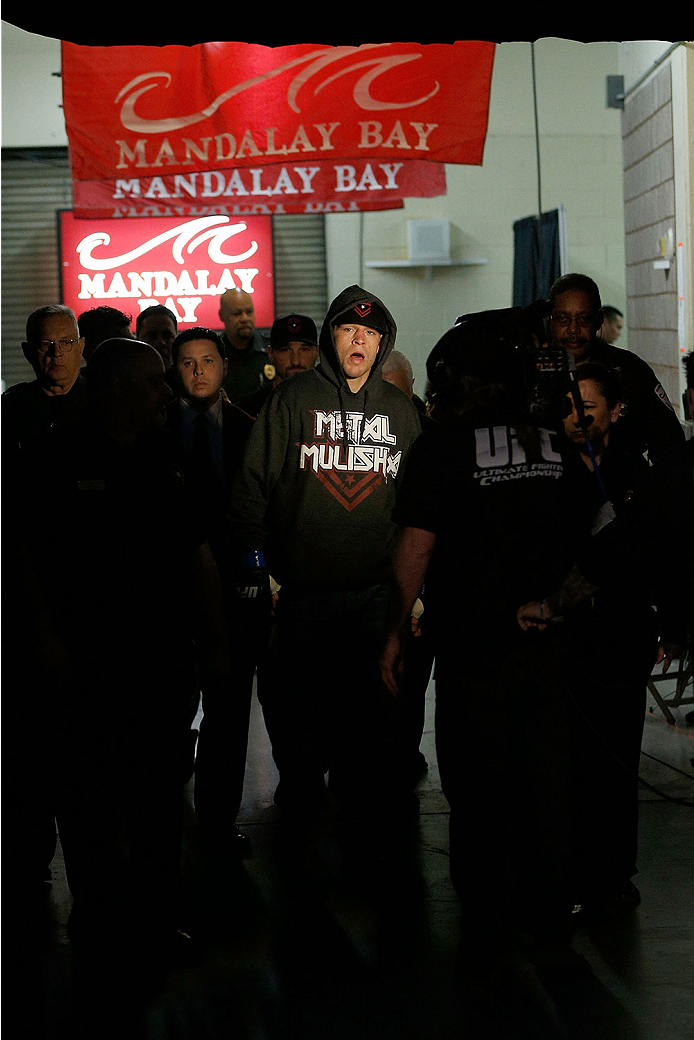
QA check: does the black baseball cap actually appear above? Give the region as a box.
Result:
[333,300,389,335]
[270,313,318,350]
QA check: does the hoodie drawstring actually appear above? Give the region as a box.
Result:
[338,384,350,456]
[338,385,369,458]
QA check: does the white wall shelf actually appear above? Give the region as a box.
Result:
[364,258,488,282]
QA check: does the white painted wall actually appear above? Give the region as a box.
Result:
[1,23,66,146]
[620,40,679,91]
[328,38,632,391]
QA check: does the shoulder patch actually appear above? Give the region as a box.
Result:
[654,382,674,412]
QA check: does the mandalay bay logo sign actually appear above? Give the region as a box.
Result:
[112,45,441,166]
[58,211,275,328]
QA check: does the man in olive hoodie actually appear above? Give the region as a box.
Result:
[231,285,422,847]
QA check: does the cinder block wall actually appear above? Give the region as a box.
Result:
[622,64,681,409]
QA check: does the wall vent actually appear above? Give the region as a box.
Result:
[407,219,451,262]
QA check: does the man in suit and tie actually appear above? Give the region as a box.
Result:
[168,327,252,528]
[166,327,257,864]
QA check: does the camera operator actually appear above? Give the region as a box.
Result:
[380,306,588,980]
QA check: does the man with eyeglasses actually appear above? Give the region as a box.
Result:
[3,305,87,458]
[2,305,91,899]
[2,307,90,907]
[547,273,688,492]
[8,338,228,963]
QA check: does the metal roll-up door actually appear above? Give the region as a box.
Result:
[1,148,73,388]
[272,213,328,332]
[1,147,328,389]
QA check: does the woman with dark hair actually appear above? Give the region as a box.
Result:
[557,363,686,920]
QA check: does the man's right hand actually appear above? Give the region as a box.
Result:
[380,630,404,697]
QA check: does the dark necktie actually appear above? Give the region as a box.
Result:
[191,413,216,493]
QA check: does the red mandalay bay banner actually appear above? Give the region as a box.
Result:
[61,39,494,215]
[71,159,447,219]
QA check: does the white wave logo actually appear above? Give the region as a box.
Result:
[75,216,258,270]
[115,44,440,134]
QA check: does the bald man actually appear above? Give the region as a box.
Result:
[382,349,434,428]
[218,288,274,403]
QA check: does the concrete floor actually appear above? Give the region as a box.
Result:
[6,670,694,1040]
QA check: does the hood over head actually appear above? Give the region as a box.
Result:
[318,284,397,392]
